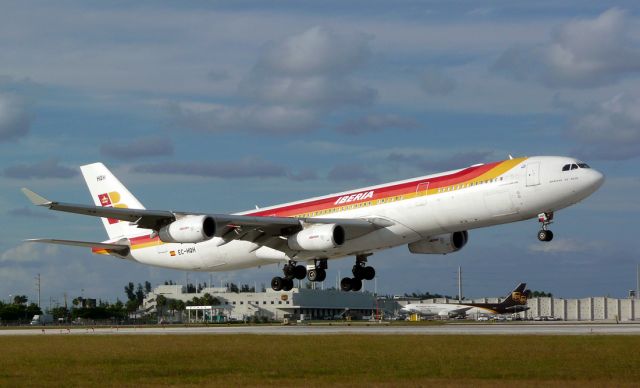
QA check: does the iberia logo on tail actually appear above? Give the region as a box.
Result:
[97,192,128,224]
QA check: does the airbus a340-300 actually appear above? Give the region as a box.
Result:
[23,156,604,291]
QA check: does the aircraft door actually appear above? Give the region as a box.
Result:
[526,162,540,186]
[416,182,429,197]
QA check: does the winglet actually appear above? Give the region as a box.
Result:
[21,188,52,206]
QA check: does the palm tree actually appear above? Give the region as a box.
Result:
[155,295,167,322]
[167,299,177,319]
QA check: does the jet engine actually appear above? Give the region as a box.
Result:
[408,231,468,254]
[158,215,216,243]
[288,224,345,251]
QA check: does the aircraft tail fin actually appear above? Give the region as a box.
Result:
[500,283,529,307]
[80,163,147,240]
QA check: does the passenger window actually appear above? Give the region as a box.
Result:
[562,164,570,171]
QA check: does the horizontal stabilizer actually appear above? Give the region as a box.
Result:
[25,238,130,254]
[21,188,51,206]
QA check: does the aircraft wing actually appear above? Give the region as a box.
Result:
[22,188,389,254]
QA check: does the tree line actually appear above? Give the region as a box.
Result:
[0,295,42,323]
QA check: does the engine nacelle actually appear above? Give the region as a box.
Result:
[408,231,468,254]
[158,215,216,244]
[288,224,345,251]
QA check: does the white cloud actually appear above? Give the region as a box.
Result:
[171,26,376,134]
[569,93,640,159]
[494,8,640,88]
[1,243,60,264]
[260,26,371,76]
[239,26,376,109]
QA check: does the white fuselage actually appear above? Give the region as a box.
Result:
[401,303,495,318]
[115,156,604,271]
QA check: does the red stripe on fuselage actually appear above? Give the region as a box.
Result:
[247,162,500,217]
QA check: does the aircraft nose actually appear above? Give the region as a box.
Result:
[590,169,605,190]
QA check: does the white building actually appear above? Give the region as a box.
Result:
[144,284,376,322]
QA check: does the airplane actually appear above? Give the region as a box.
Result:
[22,156,604,292]
[400,283,531,318]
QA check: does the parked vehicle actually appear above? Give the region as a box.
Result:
[30,314,54,325]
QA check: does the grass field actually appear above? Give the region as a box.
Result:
[1,335,639,387]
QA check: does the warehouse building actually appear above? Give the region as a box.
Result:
[391,296,640,321]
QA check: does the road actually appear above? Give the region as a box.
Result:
[2,323,640,336]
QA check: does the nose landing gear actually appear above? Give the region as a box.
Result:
[537,212,554,242]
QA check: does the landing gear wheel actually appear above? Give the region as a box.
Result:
[340,277,353,292]
[537,230,553,242]
[352,265,365,280]
[271,276,284,291]
[307,269,318,282]
[282,278,294,291]
[315,268,326,282]
[363,266,375,281]
[351,278,362,292]
[537,212,554,242]
[293,265,307,280]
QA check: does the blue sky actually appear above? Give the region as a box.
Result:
[1,1,639,305]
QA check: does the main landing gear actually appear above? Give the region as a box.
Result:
[270,256,377,292]
[306,259,327,283]
[340,254,376,292]
[271,261,306,292]
[537,212,554,242]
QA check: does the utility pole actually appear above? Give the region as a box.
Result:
[457,266,462,303]
[35,273,41,308]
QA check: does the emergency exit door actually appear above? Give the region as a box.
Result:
[526,162,540,186]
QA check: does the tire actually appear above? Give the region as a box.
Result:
[352,265,364,280]
[351,278,362,292]
[283,264,293,278]
[282,278,294,291]
[340,277,352,292]
[537,230,548,242]
[545,230,554,242]
[271,276,283,291]
[315,268,327,282]
[307,269,318,282]
[293,265,307,280]
[363,266,375,281]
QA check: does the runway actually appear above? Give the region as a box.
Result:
[2,323,640,336]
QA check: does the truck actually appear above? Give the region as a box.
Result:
[30,314,54,326]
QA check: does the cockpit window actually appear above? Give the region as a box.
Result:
[563,162,591,171]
